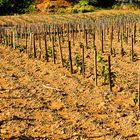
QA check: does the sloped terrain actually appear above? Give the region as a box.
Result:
[0,10,140,25]
[0,11,140,140]
[0,41,140,139]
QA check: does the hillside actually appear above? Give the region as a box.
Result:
[0,11,140,139]
[0,31,140,139]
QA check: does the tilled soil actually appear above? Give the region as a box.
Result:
[0,45,140,140]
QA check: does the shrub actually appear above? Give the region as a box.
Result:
[79,0,89,6]
[78,5,95,13]
[24,4,36,13]
[72,3,95,13]
[72,8,78,13]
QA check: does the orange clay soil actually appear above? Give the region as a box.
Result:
[0,11,140,139]
[0,37,140,139]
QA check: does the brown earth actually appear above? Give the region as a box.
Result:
[0,11,140,139]
[0,33,140,139]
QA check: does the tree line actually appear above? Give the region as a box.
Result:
[76,0,139,7]
[0,0,139,15]
[0,0,34,15]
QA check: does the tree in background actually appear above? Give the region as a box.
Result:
[77,0,116,7]
[0,0,35,15]
[97,0,116,7]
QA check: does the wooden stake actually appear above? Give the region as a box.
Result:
[17,31,19,46]
[120,33,124,57]
[57,28,64,67]
[25,32,28,53]
[131,35,134,61]
[138,64,140,110]
[118,27,120,42]
[134,23,136,44]
[68,41,73,74]
[101,29,104,53]
[67,24,70,42]
[126,27,129,44]
[44,32,48,62]
[13,31,16,49]
[85,30,88,49]
[94,48,97,86]
[72,27,75,46]
[8,34,10,46]
[5,30,8,46]
[29,32,32,58]
[52,36,56,64]
[48,25,51,42]
[103,25,106,41]
[0,29,2,44]
[61,25,64,42]
[39,34,42,59]
[108,55,112,91]
[33,33,37,58]
[93,27,95,48]
[110,27,113,54]
[11,31,13,47]
[82,44,85,78]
